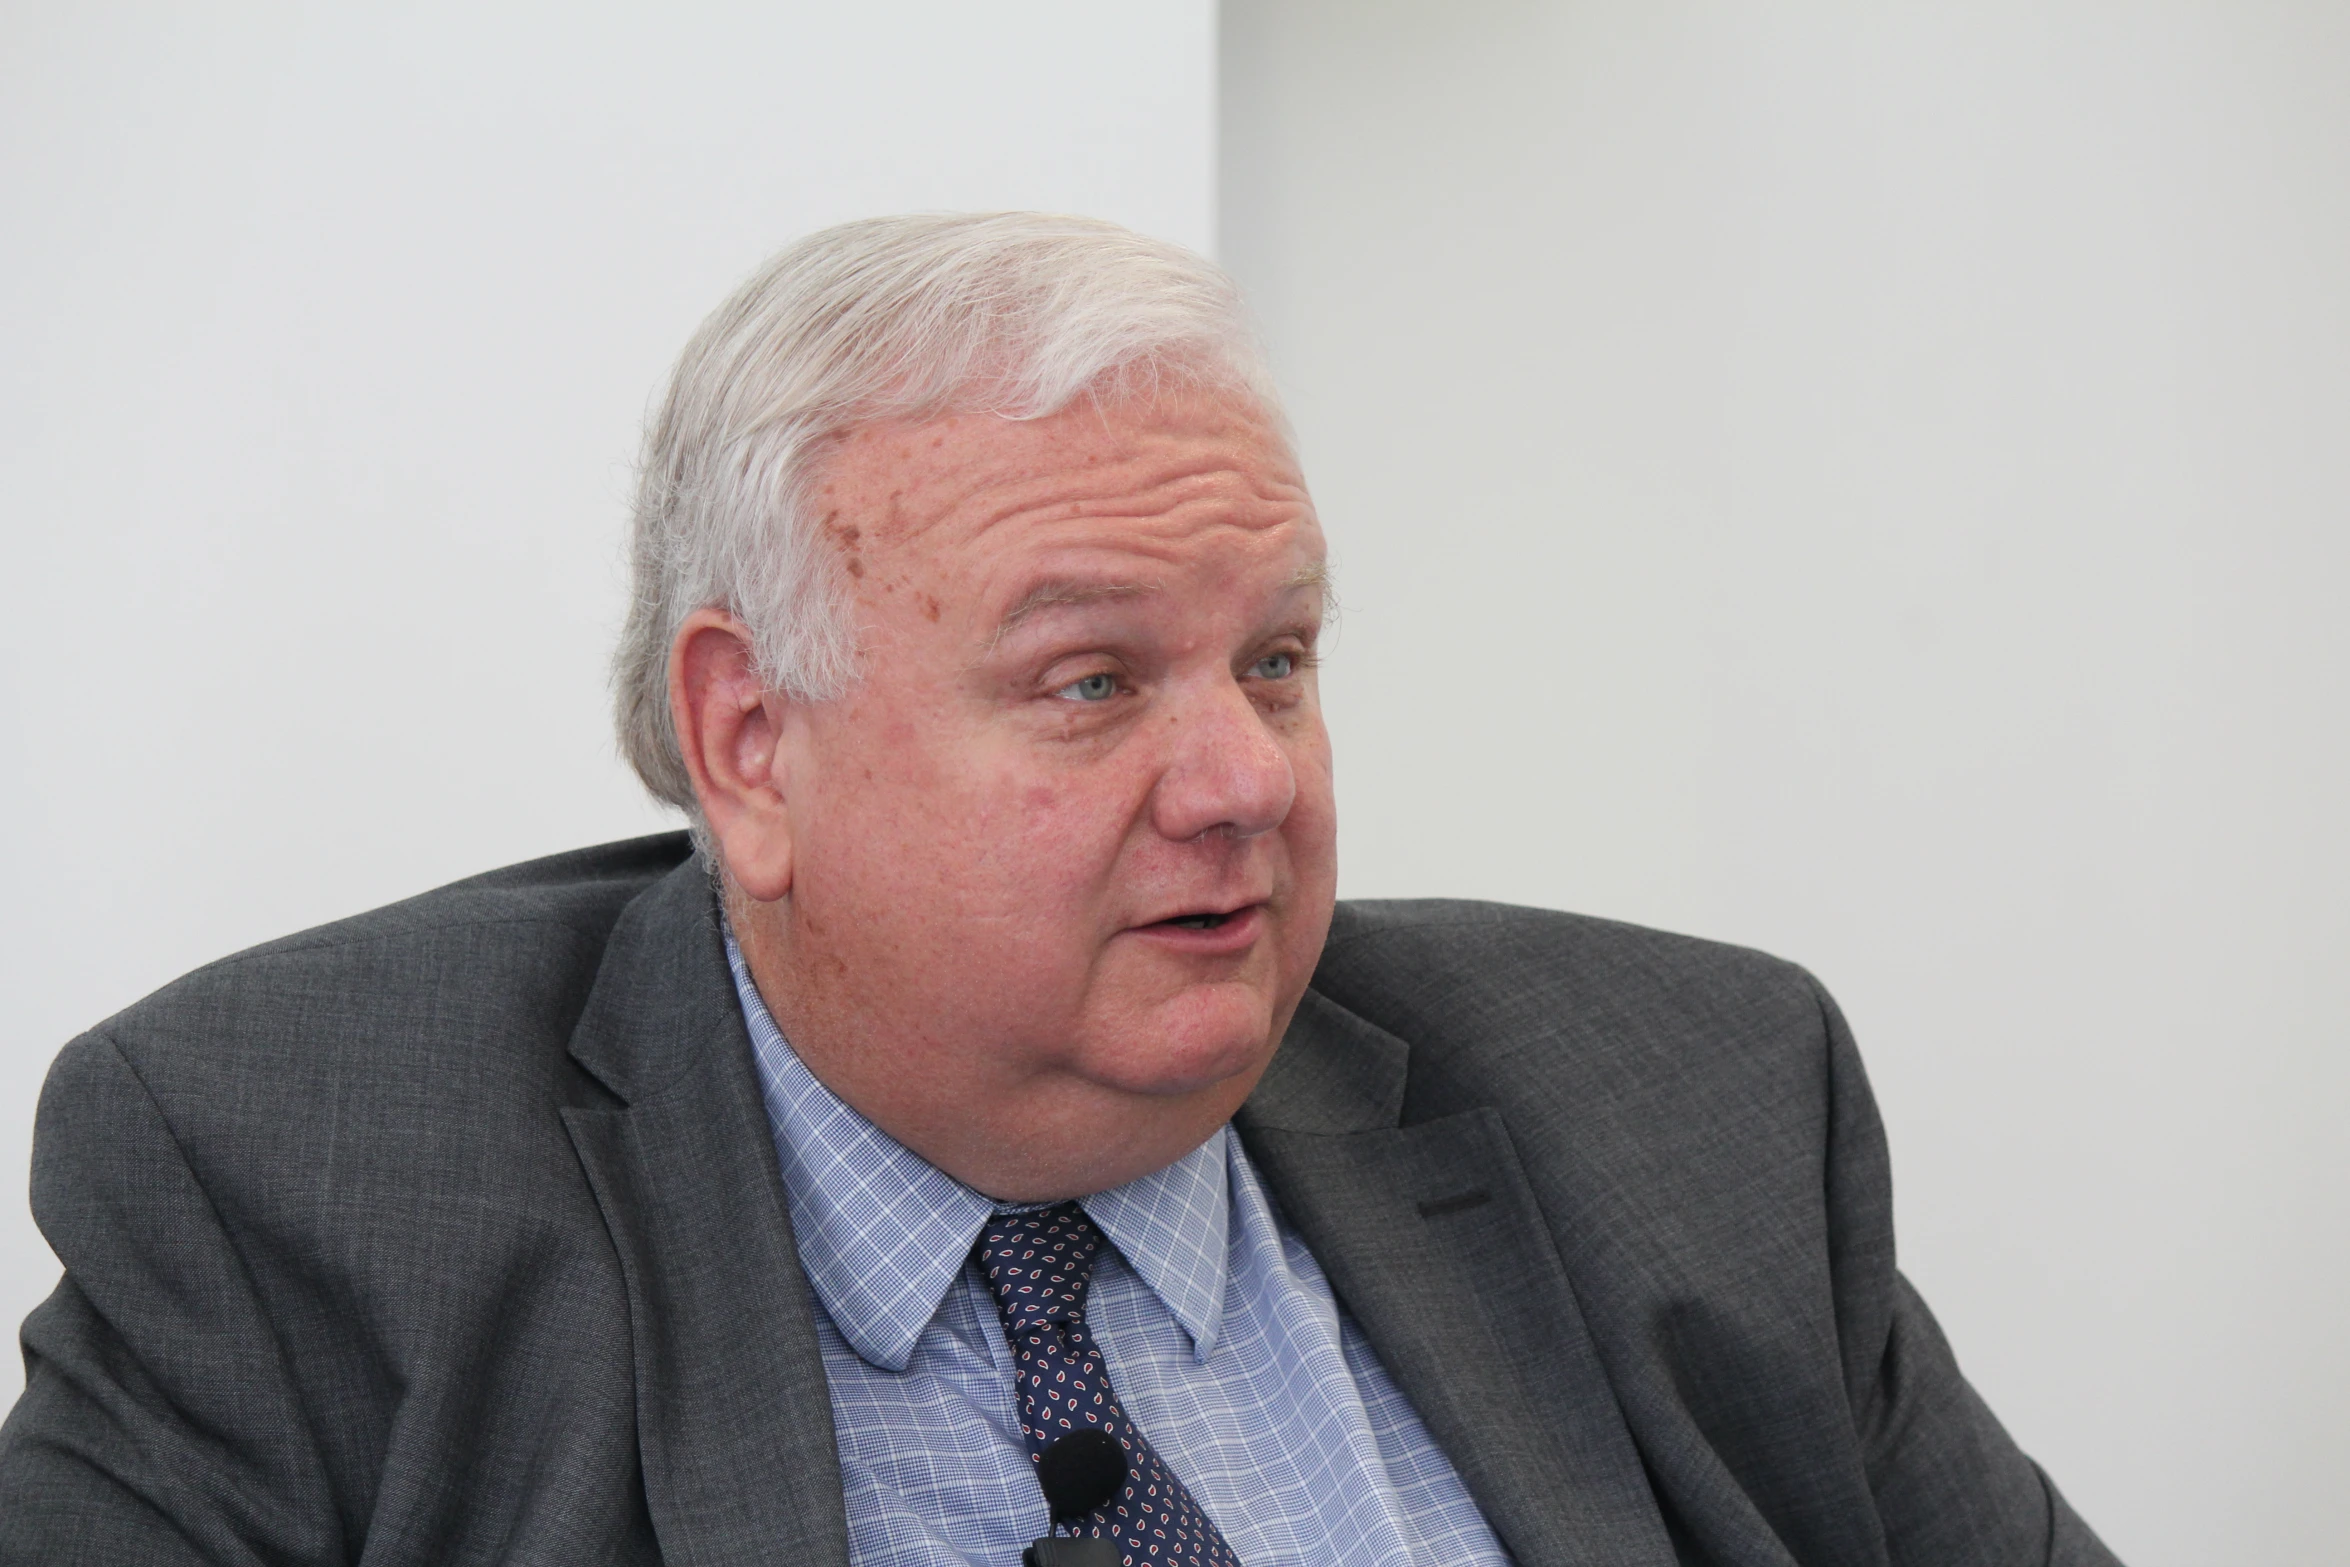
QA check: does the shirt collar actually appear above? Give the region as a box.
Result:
[724,929,1230,1372]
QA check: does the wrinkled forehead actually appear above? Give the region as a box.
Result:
[812,387,1311,563]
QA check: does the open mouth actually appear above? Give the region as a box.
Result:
[1136,900,1267,941]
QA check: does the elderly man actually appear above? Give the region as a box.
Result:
[0,216,2119,1567]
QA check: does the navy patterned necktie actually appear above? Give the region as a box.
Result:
[977,1204,1243,1567]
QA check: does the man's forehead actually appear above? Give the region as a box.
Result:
[819,391,1305,545]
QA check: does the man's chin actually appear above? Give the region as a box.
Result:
[1074,988,1282,1101]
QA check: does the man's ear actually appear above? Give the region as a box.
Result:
[669,608,797,902]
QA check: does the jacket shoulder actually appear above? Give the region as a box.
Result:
[202,830,691,969]
[1321,895,1805,979]
[74,832,695,1116]
[20,841,679,1549]
[1317,897,1826,1066]
[1312,897,1843,1185]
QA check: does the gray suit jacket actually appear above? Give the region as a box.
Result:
[0,835,2119,1566]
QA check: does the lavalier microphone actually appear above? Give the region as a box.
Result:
[1023,1429,1127,1567]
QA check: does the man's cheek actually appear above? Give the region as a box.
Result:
[1001,773,1134,874]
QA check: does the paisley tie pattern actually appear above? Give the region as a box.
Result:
[978,1204,1243,1567]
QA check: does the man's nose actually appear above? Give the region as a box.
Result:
[1149,680,1297,844]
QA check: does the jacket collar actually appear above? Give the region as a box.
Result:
[561,859,853,1567]
[1242,986,1413,1134]
[1236,986,1678,1567]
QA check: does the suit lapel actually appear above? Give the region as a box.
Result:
[1239,991,1676,1567]
[561,863,850,1567]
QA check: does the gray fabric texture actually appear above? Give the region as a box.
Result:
[0,834,2121,1566]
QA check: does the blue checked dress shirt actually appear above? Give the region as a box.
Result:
[724,934,1514,1567]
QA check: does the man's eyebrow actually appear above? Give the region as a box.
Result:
[993,579,1162,639]
[989,560,1332,648]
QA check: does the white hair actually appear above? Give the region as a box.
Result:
[613,211,1285,815]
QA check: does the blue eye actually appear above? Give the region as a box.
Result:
[1252,652,1297,679]
[1056,672,1119,702]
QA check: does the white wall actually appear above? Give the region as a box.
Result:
[0,0,1213,1376]
[1222,4,2347,1563]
